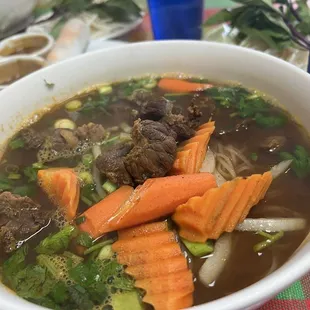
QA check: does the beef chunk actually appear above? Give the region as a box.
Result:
[0,192,50,253]
[124,119,177,184]
[96,143,133,186]
[161,114,195,142]
[21,128,44,149]
[132,90,172,121]
[50,129,78,152]
[76,123,106,143]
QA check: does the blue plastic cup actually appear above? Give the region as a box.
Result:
[147,0,203,40]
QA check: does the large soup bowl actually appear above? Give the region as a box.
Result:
[0,41,309,310]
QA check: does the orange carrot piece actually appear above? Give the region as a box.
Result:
[210,178,246,239]
[158,78,212,93]
[135,270,194,295]
[38,168,80,220]
[118,221,168,240]
[113,221,194,310]
[143,289,194,310]
[225,174,261,232]
[79,186,134,238]
[126,256,188,280]
[117,243,182,266]
[171,121,215,175]
[108,173,216,232]
[173,172,273,242]
[112,231,176,253]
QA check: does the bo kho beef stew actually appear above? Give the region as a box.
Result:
[0,75,309,310]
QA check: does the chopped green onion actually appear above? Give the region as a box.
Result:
[102,180,118,194]
[75,216,86,225]
[119,132,132,142]
[182,238,214,257]
[65,100,82,112]
[76,232,93,248]
[54,118,76,130]
[90,192,101,203]
[9,137,25,150]
[84,239,114,255]
[97,244,114,260]
[98,84,113,95]
[8,173,21,180]
[254,231,284,252]
[120,122,132,133]
[250,152,258,162]
[101,135,120,146]
[81,195,93,206]
[143,79,157,89]
[164,92,189,98]
[79,172,93,185]
[82,154,93,167]
[32,162,45,169]
[247,94,260,100]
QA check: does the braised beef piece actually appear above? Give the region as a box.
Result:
[132,90,172,121]
[161,114,195,142]
[96,143,134,186]
[124,119,177,184]
[50,123,106,152]
[21,128,44,149]
[50,129,78,152]
[76,123,106,143]
[0,192,50,253]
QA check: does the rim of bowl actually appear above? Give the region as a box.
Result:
[0,32,54,58]
[0,41,310,310]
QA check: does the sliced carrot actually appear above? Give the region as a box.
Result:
[108,173,216,232]
[117,243,182,266]
[113,221,194,310]
[37,168,80,220]
[79,185,134,238]
[135,270,194,295]
[143,289,194,310]
[210,178,246,239]
[171,121,215,175]
[126,256,188,280]
[173,172,273,242]
[118,221,168,240]
[112,231,176,253]
[158,78,212,93]
[225,174,261,232]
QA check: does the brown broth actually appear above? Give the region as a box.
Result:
[1,77,310,308]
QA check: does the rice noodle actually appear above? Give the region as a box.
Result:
[236,218,307,232]
[213,143,253,180]
[214,169,227,186]
[92,145,106,199]
[199,233,232,287]
[200,148,216,173]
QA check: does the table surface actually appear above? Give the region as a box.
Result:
[120,2,310,310]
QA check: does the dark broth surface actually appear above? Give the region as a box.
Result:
[0,75,310,309]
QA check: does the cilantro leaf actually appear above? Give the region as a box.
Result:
[9,137,25,150]
[280,145,310,178]
[76,232,93,248]
[255,113,287,128]
[36,225,77,255]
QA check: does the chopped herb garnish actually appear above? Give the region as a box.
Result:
[255,113,287,128]
[9,137,25,150]
[44,79,55,89]
[254,231,284,252]
[76,232,93,248]
[280,145,310,178]
[75,216,86,225]
[250,153,258,162]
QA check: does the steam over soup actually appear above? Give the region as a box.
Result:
[0,76,309,310]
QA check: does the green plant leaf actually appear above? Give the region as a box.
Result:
[204,9,232,26]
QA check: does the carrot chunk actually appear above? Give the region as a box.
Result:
[158,78,212,93]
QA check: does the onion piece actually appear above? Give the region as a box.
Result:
[199,233,232,287]
[92,145,106,199]
[213,169,227,186]
[270,159,293,179]
[236,218,307,232]
[200,148,216,173]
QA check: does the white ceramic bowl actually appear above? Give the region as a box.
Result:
[0,41,310,310]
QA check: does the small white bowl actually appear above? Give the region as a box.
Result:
[0,33,54,58]
[0,55,45,90]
